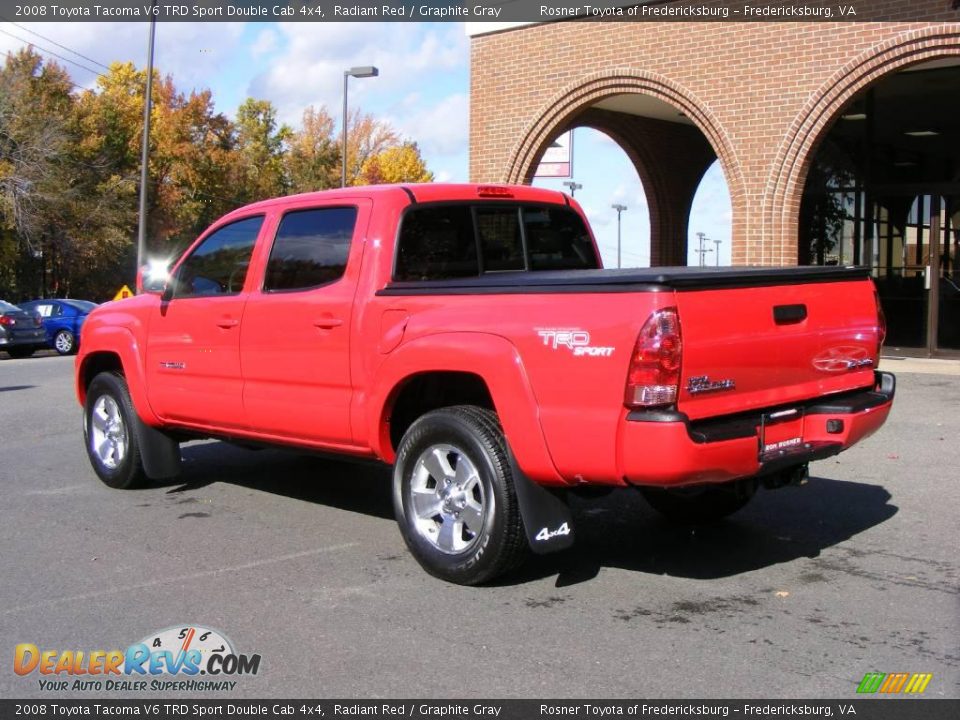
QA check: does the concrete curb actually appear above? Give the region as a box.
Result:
[880,356,960,376]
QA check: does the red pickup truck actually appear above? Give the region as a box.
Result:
[75,184,894,584]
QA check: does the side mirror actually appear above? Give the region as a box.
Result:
[137,261,171,296]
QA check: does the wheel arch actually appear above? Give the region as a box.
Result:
[76,327,159,427]
[369,332,564,486]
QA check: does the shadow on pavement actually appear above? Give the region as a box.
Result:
[158,441,898,587]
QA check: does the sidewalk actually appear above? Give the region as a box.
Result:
[879,356,960,375]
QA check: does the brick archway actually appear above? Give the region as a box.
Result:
[502,69,744,266]
[763,27,960,266]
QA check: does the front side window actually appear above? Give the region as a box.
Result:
[173,216,263,298]
[264,207,358,292]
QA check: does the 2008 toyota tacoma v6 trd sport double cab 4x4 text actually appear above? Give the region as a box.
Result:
[75,184,894,584]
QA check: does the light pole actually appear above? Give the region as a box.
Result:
[696,232,713,267]
[713,238,722,267]
[136,1,157,286]
[562,181,582,197]
[611,204,627,268]
[341,65,379,188]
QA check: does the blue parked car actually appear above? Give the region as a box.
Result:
[18,299,99,355]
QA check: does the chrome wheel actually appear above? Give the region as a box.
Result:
[408,443,488,554]
[90,395,128,470]
[54,330,74,354]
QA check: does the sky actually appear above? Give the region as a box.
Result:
[0,20,732,267]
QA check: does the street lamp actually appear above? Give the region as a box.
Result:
[136,0,158,287]
[713,238,722,267]
[611,204,627,269]
[562,181,582,197]
[341,65,379,188]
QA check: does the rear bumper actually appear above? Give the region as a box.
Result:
[0,331,46,347]
[618,371,895,487]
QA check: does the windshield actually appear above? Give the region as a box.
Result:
[0,300,22,313]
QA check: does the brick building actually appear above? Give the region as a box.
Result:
[467,7,960,354]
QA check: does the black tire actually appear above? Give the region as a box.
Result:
[640,478,757,525]
[54,329,76,355]
[393,405,527,585]
[7,346,34,358]
[83,372,148,489]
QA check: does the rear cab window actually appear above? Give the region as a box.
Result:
[394,203,598,281]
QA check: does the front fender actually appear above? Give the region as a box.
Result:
[76,325,159,427]
[367,332,566,486]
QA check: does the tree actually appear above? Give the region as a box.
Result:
[361,141,433,185]
[286,105,339,193]
[233,98,291,202]
[341,109,398,186]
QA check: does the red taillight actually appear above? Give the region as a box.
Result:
[873,285,886,356]
[624,307,682,408]
[0,316,12,327]
[477,185,514,198]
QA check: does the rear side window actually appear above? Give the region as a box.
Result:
[394,204,598,281]
[264,207,357,292]
[173,216,263,298]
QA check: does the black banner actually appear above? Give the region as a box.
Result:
[1,700,959,720]
[0,0,958,23]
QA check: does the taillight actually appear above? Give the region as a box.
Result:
[624,307,682,408]
[477,186,514,198]
[873,284,886,356]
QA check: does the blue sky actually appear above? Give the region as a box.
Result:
[0,21,731,266]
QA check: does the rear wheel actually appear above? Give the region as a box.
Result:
[6,346,34,358]
[640,478,757,525]
[54,329,76,355]
[83,372,147,489]
[393,406,527,585]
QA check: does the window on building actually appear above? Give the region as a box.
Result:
[264,207,358,292]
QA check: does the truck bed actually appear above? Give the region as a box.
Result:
[378,265,869,294]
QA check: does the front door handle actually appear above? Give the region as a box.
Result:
[216,318,240,329]
[313,317,344,329]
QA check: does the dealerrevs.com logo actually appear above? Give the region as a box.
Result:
[14,625,261,692]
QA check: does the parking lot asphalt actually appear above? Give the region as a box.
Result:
[0,354,957,699]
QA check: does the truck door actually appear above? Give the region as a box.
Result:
[240,200,370,445]
[145,215,264,429]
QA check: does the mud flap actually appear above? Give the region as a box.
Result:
[507,445,575,554]
[135,417,181,480]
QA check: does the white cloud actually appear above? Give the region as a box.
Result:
[387,93,468,157]
[250,28,277,58]
[0,22,246,94]
[246,22,468,126]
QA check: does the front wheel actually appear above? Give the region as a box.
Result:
[54,329,76,355]
[640,478,757,525]
[83,372,147,489]
[393,406,527,585]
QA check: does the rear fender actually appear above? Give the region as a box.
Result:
[368,332,565,487]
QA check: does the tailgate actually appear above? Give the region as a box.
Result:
[675,278,880,421]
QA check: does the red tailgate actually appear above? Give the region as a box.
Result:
[674,279,881,421]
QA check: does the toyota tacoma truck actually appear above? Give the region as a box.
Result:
[75,184,894,585]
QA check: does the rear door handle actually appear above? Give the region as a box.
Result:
[216,318,240,329]
[313,317,344,329]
